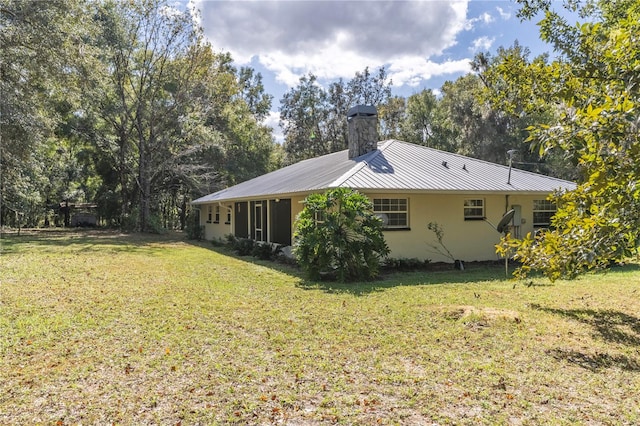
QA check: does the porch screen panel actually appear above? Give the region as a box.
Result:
[234,202,249,238]
[270,199,292,246]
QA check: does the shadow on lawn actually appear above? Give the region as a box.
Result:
[533,304,640,371]
[295,264,509,295]
[197,243,512,295]
[546,348,640,372]
[0,228,185,254]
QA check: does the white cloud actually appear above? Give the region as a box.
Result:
[464,10,494,31]
[387,57,472,88]
[470,36,495,53]
[195,0,471,89]
[496,6,511,20]
[478,12,494,24]
[263,110,284,143]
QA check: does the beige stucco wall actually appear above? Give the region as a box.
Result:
[200,203,234,242]
[367,192,539,263]
[198,192,550,263]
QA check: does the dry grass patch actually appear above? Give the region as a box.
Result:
[1,229,640,424]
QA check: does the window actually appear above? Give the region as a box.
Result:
[373,198,408,228]
[226,210,231,224]
[214,206,220,223]
[533,199,556,228]
[464,199,485,220]
[207,205,212,223]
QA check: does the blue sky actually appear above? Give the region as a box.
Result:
[190,1,561,140]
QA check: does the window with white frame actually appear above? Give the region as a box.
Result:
[533,199,557,228]
[207,205,212,223]
[373,198,408,228]
[214,206,220,223]
[464,199,485,220]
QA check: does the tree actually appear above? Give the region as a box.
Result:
[400,89,438,145]
[496,0,640,281]
[438,74,523,164]
[1,0,277,230]
[294,188,390,282]
[237,66,273,121]
[280,74,330,164]
[472,44,577,179]
[279,67,392,163]
[378,96,406,140]
[0,0,89,226]
[88,0,210,231]
[85,0,277,231]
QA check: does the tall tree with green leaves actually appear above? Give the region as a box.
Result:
[399,89,455,150]
[280,74,330,163]
[438,74,522,164]
[378,95,406,140]
[472,44,576,179]
[496,0,640,281]
[89,0,210,231]
[237,66,273,122]
[0,0,89,226]
[87,0,275,231]
[279,67,392,163]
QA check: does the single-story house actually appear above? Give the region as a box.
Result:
[192,106,576,263]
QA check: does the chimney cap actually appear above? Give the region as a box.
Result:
[347,105,377,118]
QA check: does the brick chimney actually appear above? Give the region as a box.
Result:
[347,105,378,159]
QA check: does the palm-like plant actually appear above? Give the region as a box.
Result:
[294,188,390,282]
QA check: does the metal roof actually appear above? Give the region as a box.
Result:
[192,140,576,204]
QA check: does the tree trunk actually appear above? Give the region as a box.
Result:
[180,193,187,230]
[138,139,150,233]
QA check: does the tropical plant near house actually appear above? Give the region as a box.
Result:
[426,222,457,263]
[294,188,390,282]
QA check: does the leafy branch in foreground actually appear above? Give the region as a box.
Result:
[490,0,640,281]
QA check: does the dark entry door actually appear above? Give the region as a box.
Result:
[269,198,292,246]
[234,202,249,238]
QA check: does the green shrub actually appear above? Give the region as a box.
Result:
[223,235,282,260]
[185,211,205,240]
[120,209,139,233]
[145,213,166,234]
[252,242,283,260]
[294,188,390,282]
[233,238,255,256]
[210,237,225,247]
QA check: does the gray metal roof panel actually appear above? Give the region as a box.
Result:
[192,150,359,204]
[335,140,575,193]
[192,140,576,204]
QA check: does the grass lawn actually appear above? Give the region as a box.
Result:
[1,230,639,425]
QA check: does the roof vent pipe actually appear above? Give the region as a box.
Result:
[347,105,378,159]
